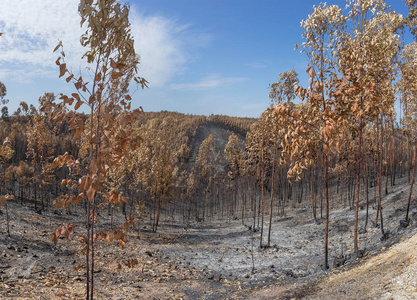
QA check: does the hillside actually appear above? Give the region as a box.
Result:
[187,122,246,165]
[135,111,252,169]
[255,224,417,300]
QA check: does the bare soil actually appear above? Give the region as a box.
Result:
[1,176,417,299]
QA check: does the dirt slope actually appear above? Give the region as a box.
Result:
[306,232,417,299]
[250,231,417,300]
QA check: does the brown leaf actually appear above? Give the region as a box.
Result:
[124,217,134,231]
[91,135,101,144]
[106,231,114,243]
[65,97,74,105]
[72,193,84,205]
[75,128,82,139]
[67,223,75,233]
[66,74,74,83]
[95,72,102,82]
[87,187,95,202]
[110,58,117,69]
[73,265,84,271]
[62,228,69,240]
[74,80,82,90]
[74,100,83,110]
[79,175,89,191]
[72,93,81,102]
[111,72,122,79]
[52,233,58,245]
[53,41,62,53]
[59,64,66,78]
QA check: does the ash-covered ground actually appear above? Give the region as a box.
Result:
[1,176,417,299]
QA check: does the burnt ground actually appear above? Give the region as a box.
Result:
[1,176,417,299]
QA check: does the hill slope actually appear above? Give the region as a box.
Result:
[252,229,417,299]
[187,122,246,165]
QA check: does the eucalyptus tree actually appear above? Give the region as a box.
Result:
[405,0,417,36]
[401,0,417,223]
[336,0,403,249]
[269,70,299,105]
[27,94,58,211]
[263,108,284,247]
[0,138,14,236]
[138,117,178,232]
[0,81,9,119]
[399,42,417,223]
[246,110,277,247]
[294,3,347,269]
[48,0,147,298]
[196,134,215,221]
[225,132,245,221]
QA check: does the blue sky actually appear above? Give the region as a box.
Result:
[0,0,411,118]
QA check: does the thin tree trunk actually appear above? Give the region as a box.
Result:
[408,135,411,183]
[155,198,161,232]
[324,153,329,270]
[354,122,363,255]
[267,147,276,247]
[281,167,285,215]
[260,140,264,248]
[406,143,417,223]
[5,199,10,236]
[253,177,256,231]
[241,181,245,225]
[310,166,317,222]
[377,119,385,236]
[391,119,396,186]
[34,177,37,211]
[364,156,369,232]
[320,156,324,219]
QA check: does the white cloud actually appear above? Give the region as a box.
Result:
[170,75,246,91]
[130,12,187,88]
[0,66,56,83]
[0,0,84,78]
[0,0,197,86]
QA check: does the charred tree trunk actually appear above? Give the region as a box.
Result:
[354,120,363,255]
[364,156,369,232]
[260,139,265,248]
[405,142,417,223]
[310,166,317,223]
[376,119,385,236]
[267,146,276,247]
[391,119,396,186]
[324,153,330,270]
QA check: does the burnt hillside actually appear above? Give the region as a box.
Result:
[187,121,246,166]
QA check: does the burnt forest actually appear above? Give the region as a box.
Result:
[2,0,417,299]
